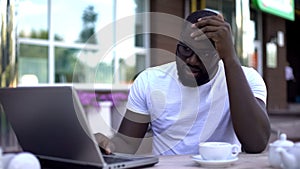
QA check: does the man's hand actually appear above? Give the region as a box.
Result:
[94,133,115,154]
[190,14,271,153]
[93,110,150,155]
[190,15,237,62]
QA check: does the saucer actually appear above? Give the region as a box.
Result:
[191,155,238,168]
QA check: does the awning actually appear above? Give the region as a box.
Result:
[252,0,295,21]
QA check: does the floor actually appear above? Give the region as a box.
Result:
[268,103,300,143]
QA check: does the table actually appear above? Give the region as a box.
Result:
[41,152,272,169]
[147,152,272,169]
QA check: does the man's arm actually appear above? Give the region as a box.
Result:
[191,15,271,153]
[95,109,150,154]
[222,57,270,153]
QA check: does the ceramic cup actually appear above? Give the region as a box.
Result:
[199,142,240,161]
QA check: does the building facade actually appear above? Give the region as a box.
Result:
[150,0,300,112]
[2,0,299,110]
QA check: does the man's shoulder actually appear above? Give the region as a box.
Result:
[150,61,176,69]
[146,61,177,74]
[241,66,260,77]
[241,66,265,84]
[241,65,254,71]
[136,61,177,83]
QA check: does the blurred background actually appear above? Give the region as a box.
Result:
[1,0,300,152]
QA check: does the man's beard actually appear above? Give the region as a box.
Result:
[176,57,210,87]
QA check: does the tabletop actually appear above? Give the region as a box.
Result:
[40,152,272,169]
[147,152,272,169]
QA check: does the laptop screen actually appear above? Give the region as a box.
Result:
[0,86,105,166]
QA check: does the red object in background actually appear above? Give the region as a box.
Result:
[250,49,258,70]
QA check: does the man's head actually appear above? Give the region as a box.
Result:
[176,9,219,87]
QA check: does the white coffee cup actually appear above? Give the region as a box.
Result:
[199,142,240,161]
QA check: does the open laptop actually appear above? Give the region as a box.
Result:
[0,86,158,169]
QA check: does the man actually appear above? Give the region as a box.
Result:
[95,9,271,155]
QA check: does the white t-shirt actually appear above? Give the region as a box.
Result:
[126,61,267,155]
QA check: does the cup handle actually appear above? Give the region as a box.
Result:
[231,144,240,157]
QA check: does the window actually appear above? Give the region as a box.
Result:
[17,0,149,86]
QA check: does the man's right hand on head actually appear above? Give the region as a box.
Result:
[94,133,115,155]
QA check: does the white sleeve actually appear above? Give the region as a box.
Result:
[126,71,149,115]
[243,67,267,104]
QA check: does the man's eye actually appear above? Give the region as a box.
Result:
[184,47,191,51]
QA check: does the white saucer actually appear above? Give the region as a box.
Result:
[191,155,238,168]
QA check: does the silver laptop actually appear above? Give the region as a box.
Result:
[0,86,158,169]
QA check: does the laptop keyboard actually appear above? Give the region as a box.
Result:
[103,155,134,164]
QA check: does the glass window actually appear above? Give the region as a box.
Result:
[72,48,114,84]
[18,44,48,84]
[55,47,80,83]
[115,0,147,84]
[17,0,149,86]
[135,0,146,47]
[52,0,113,44]
[17,0,48,39]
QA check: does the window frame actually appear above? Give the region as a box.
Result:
[17,0,150,90]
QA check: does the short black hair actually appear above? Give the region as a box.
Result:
[184,9,218,47]
[185,9,218,24]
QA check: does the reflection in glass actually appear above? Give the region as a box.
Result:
[52,0,113,44]
[119,53,145,83]
[56,47,115,84]
[55,47,80,83]
[134,0,146,47]
[77,5,98,44]
[17,0,149,85]
[18,44,48,84]
[73,49,114,84]
[17,0,48,40]
[73,49,143,84]
[114,0,147,84]
[1,0,20,153]
[1,0,18,87]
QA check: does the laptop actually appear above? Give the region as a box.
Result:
[0,86,158,169]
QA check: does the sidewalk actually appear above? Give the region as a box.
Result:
[268,103,300,143]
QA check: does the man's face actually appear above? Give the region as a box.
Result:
[176,42,216,87]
